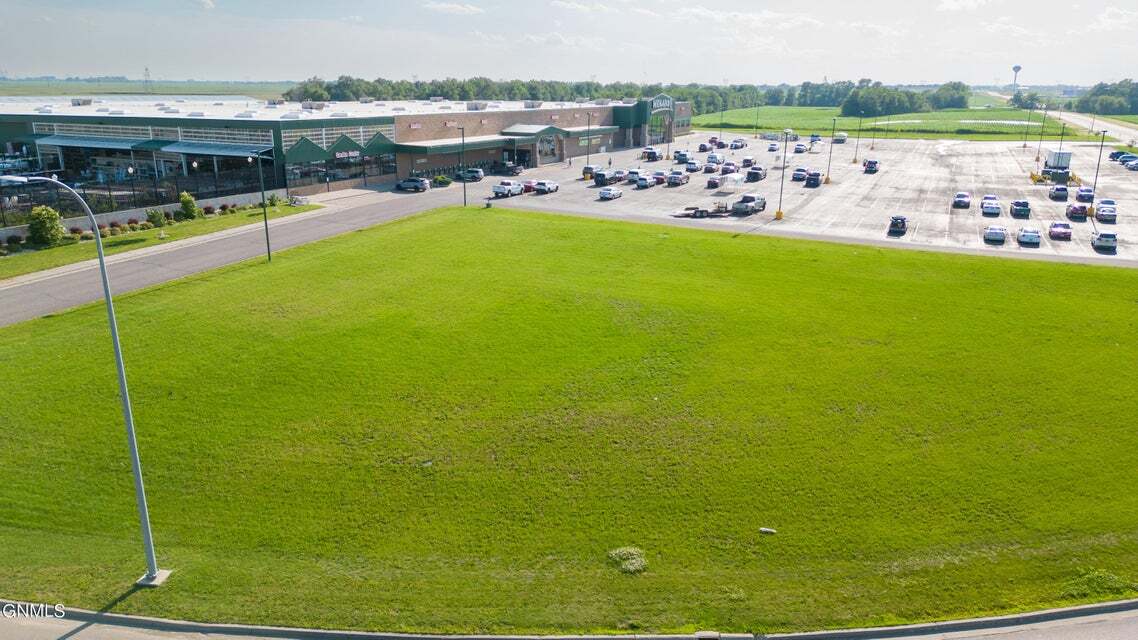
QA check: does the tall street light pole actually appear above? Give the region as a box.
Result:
[825,116,836,184]
[1090,129,1108,214]
[776,128,791,220]
[247,153,271,261]
[1035,104,1048,163]
[458,126,467,207]
[1057,122,1067,153]
[853,111,864,164]
[585,111,592,168]
[0,174,169,588]
[1022,104,1035,149]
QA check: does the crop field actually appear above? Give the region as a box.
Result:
[692,105,1092,140]
[0,80,294,100]
[2,207,1138,634]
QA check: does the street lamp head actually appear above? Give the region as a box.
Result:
[51,174,58,181]
[247,156,253,164]
[784,128,793,134]
[127,166,134,175]
[191,160,198,169]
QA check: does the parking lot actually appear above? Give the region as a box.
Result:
[468,132,1137,267]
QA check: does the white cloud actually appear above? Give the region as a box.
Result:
[550,1,616,13]
[983,16,1032,37]
[422,2,484,15]
[1087,6,1138,31]
[521,32,603,50]
[674,7,822,31]
[936,0,993,10]
[195,0,216,9]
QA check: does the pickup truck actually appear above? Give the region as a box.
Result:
[732,193,767,214]
[492,180,524,197]
[666,171,690,186]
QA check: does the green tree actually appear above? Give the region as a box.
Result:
[26,205,66,247]
[177,191,199,221]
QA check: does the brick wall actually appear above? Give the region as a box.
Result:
[394,106,616,143]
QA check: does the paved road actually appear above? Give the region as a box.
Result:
[3,607,1138,640]
[1057,110,1138,147]
[0,187,455,327]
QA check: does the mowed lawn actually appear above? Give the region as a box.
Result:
[2,207,1138,634]
[693,105,1091,140]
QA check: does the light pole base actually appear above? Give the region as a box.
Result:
[852,158,859,164]
[136,569,172,588]
[824,176,831,184]
[774,210,784,220]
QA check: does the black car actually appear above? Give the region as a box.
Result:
[888,216,908,235]
[396,177,430,192]
[863,159,880,174]
[1108,150,1127,161]
[804,171,822,187]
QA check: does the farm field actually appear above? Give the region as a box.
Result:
[692,105,1096,140]
[2,207,1138,634]
[0,79,294,100]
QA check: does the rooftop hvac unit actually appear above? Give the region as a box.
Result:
[593,99,611,105]
[438,105,452,110]
[574,98,589,103]
[359,97,374,103]
[280,112,302,119]
[466,101,488,111]
[213,102,224,106]
[188,111,207,117]
[165,108,180,114]
[96,107,110,112]
[330,112,349,117]
[301,101,326,110]
[70,98,93,106]
[524,100,543,109]
[108,109,127,115]
[429,96,446,102]
[392,106,406,111]
[234,111,256,118]
[267,98,285,105]
[154,102,166,107]
[375,102,387,106]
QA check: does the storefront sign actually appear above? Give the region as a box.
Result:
[650,95,673,112]
[409,122,422,129]
[445,121,458,127]
[334,150,361,159]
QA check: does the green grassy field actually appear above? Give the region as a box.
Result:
[693,106,1096,141]
[2,207,1138,634]
[0,80,294,100]
[967,93,1009,108]
[1105,114,1138,125]
[0,204,320,281]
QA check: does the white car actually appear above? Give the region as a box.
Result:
[1096,206,1117,223]
[534,180,560,194]
[686,161,703,172]
[982,194,999,201]
[984,225,1008,243]
[768,142,779,152]
[980,200,1001,216]
[491,180,524,197]
[598,186,623,200]
[1017,227,1042,245]
[1091,231,1118,250]
[1099,198,1117,208]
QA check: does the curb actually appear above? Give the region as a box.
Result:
[3,597,1138,640]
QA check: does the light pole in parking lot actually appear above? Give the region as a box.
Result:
[585,111,592,168]
[1035,104,1048,163]
[1022,104,1035,149]
[825,117,836,184]
[457,126,467,207]
[247,153,271,262]
[1090,129,1108,213]
[776,128,791,220]
[852,111,864,164]
[1,174,169,588]
[1057,122,1068,153]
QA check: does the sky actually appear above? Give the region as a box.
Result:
[3,0,1137,86]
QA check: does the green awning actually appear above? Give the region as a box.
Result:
[132,139,176,151]
[562,125,619,136]
[284,137,330,164]
[396,134,521,155]
[362,131,397,156]
[326,134,365,158]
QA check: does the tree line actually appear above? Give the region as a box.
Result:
[1073,80,1138,115]
[282,76,970,118]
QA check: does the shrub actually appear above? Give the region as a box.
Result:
[267,193,282,207]
[80,231,96,241]
[219,203,229,212]
[128,223,140,232]
[146,208,166,228]
[109,220,123,229]
[97,223,107,231]
[432,175,453,187]
[109,226,121,236]
[176,191,199,221]
[1061,568,1137,599]
[69,226,83,235]
[607,547,647,575]
[98,228,109,238]
[203,205,216,216]
[164,210,174,221]
[6,234,23,250]
[139,221,154,230]
[127,217,140,225]
[27,205,67,247]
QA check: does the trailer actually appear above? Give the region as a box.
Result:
[1045,150,1072,171]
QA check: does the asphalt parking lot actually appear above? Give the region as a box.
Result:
[471,132,1137,267]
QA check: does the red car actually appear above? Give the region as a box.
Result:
[522,179,538,193]
[703,163,718,173]
[1065,204,1088,219]
[707,175,722,188]
[721,163,737,175]
[708,136,718,144]
[1049,222,1073,240]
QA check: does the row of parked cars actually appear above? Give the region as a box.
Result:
[945,191,1120,250]
[1110,150,1138,171]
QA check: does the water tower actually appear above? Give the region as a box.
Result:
[1012,65,1022,95]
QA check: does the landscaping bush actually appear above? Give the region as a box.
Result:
[267,193,282,207]
[109,220,122,229]
[139,221,154,230]
[69,226,83,235]
[109,226,122,236]
[146,208,166,228]
[127,217,140,225]
[26,205,67,247]
[219,203,229,212]
[432,175,453,187]
[128,223,140,232]
[79,231,95,241]
[176,191,199,221]
[98,228,109,238]
[607,547,647,575]
[203,205,216,216]
[6,234,23,251]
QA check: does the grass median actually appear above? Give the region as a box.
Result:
[0,204,321,281]
[1,206,1137,634]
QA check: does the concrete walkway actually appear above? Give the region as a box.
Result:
[1,601,1137,640]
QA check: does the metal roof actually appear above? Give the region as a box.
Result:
[34,135,146,150]
[160,141,273,157]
